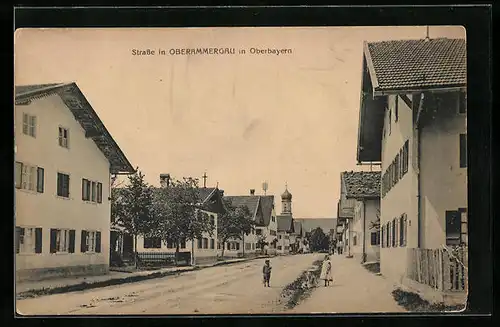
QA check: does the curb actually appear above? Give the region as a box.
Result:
[16,256,266,299]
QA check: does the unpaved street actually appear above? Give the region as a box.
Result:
[17,253,322,315]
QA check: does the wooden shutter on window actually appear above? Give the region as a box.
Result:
[50,229,57,253]
[15,227,22,254]
[97,182,103,203]
[81,230,87,253]
[36,167,44,193]
[95,232,102,253]
[15,162,23,189]
[460,134,467,168]
[35,228,43,253]
[68,230,75,253]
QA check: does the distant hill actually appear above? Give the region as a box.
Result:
[294,218,337,235]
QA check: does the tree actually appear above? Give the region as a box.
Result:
[150,177,215,265]
[110,168,153,268]
[217,198,254,258]
[308,227,329,252]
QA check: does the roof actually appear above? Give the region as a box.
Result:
[277,215,294,233]
[365,38,466,94]
[341,171,381,199]
[281,187,292,200]
[259,195,275,226]
[15,83,135,174]
[224,195,263,225]
[357,38,466,163]
[294,218,336,234]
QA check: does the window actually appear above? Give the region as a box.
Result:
[217,242,221,249]
[446,210,461,246]
[386,223,390,248]
[245,243,251,250]
[180,238,186,249]
[458,92,467,114]
[399,214,407,247]
[166,239,174,249]
[353,234,357,246]
[394,154,400,183]
[399,149,404,179]
[272,216,275,222]
[22,113,36,137]
[202,238,208,249]
[460,134,467,168]
[50,229,75,253]
[285,235,289,239]
[370,231,380,246]
[15,162,44,193]
[270,230,276,236]
[252,243,255,250]
[278,235,282,239]
[198,238,203,249]
[58,127,69,148]
[403,141,409,174]
[391,219,396,247]
[144,237,161,249]
[277,246,282,250]
[256,229,262,235]
[459,208,468,245]
[81,230,101,253]
[16,227,42,254]
[210,238,215,249]
[210,215,215,227]
[57,173,70,198]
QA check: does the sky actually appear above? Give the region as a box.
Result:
[14,26,465,218]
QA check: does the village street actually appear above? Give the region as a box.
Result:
[17,253,323,315]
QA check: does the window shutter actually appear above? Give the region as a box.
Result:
[35,228,43,253]
[15,227,22,254]
[95,232,101,253]
[23,113,29,134]
[37,167,44,193]
[97,182,103,203]
[82,179,86,200]
[50,229,57,253]
[65,175,70,197]
[15,162,23,189]
[68,230,75,253]
[81,230,87,253]
[459,134,467,168]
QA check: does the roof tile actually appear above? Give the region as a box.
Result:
[342,171,381,198]
[366,38,466,91]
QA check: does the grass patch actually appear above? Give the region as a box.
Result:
[392,288,466,312]
[363,262,380,274]
[280,259,323,310]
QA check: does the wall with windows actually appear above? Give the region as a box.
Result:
[277,231,290,254]
[420,92,467,249]
[351,199,381,263]
[15,94,111,281]
[136,210,218,261]
[379,94,418,284]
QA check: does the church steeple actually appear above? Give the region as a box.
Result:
[281,183,292,215]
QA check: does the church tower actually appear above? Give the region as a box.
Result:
[281,184,292,215]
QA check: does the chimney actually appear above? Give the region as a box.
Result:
[250,189,255,195]
[160,173,170,188]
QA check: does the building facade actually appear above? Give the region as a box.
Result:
[15,83,135,282]
[357,38,467,304]
[135,180,224,266]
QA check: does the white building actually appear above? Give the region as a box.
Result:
[134,175,224,266]
[222,190,277,257]
[356,37,467,304]
[15,83,135,282]
[341,171,381,263]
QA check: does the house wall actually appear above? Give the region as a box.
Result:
[379,94,417,285]
[277,231,290,254]
[266,207,278,255]
[15,94,111,281]
[352,199,381,263]
[379,92,467,287]
[420,93,467,249]
[136,210,218,264]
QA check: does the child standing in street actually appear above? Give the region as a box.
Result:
[262,259,272,287]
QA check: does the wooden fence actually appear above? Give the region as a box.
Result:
[136,251,191,267]
[407,246,468,292]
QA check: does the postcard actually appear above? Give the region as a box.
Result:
[14,26,467,315]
